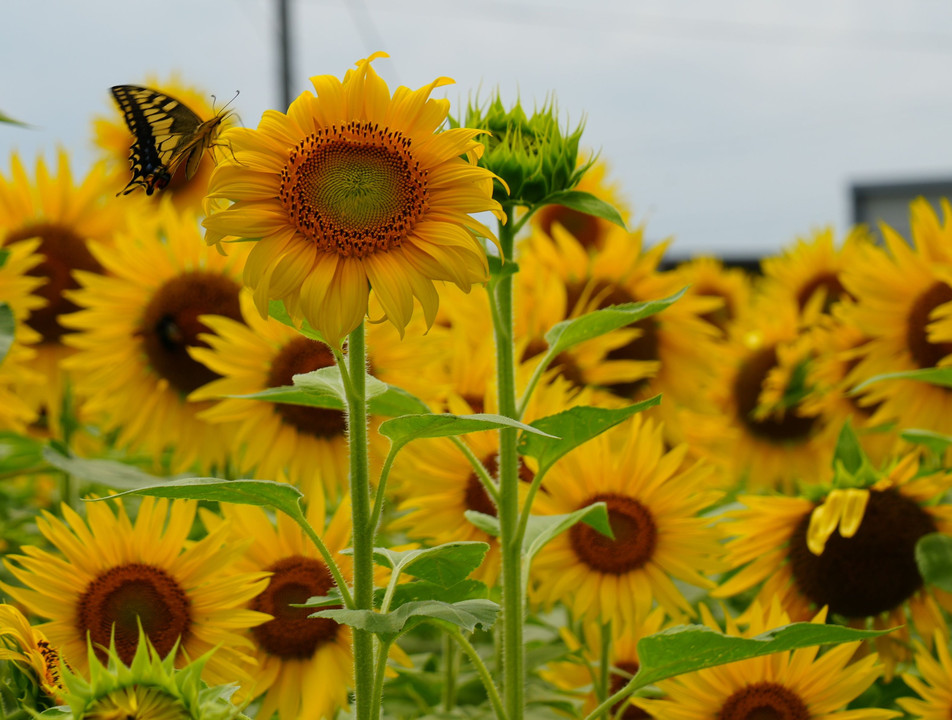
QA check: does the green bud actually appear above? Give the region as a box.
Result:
[456,93,588,207]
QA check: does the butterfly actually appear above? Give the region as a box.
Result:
[110,84,231,196]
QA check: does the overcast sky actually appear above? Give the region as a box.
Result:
[5,0,952,260]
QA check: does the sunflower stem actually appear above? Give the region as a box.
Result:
[493,205,525,720]
[598,621,612,719]
[441,631,459,712]
[446,626,508,720]
[343,321,376,720]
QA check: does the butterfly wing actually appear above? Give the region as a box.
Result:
[110,85,224,195]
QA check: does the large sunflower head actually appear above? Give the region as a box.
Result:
[0,496,270,688]
[203,52,504,346]
[61,201,248,473]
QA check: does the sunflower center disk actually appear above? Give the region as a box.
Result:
[6,222,103,344]
[570,494,657,575]
[267,336,347,438]
[280,123,429,258]
[252,555,340,659]
[734,345,816,443]
[907,281,952,369]
[719,682,809,720]
[140,271,242,395]
[78,563,192,665]
[788,488,937,618]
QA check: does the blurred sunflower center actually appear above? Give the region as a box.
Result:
[6,222,102,343]
[719,681,808,720]
[907,281,952,369]
[267,336,347,438]
[77,563,191,665]
[787,488,936,618]
[569,494,657,574]
[279,124,429,258]
[734,345,815,443]
[609,660,650,719]
[796,272,849,314]
[251,555,339,659]
[139,271,242,395]
[521,338,585,389]
[464,454,535,518]
[537,204,604,251]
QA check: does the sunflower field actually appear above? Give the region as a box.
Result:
[3,54,952,720]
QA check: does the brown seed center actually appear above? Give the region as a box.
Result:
[907,281,952,369]
[569,494,657,575]
[718,682,809,720]
[266,336,347,438]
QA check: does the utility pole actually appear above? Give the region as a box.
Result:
[278,0,293,109]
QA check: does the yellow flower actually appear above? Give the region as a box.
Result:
[61,201,247,473]
[0,497,270,687]
[0,603,65,704]
[200,498,356,720]
[529,414,723,626]
[668,255,753,335]
[839,198,952,436]
[898,635,952,720]
[631,601,898,720]
[203,52,503,346]
[713,453,952,679]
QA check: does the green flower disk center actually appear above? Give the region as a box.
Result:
[280,122,429,258]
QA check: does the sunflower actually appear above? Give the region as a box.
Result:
[760,225,872,325]
[202,52,504,346]
[61,201,247,473]
[0,496,270,687]
[898,636,952,720]
[0,151,124,436]
[631,601,897,720]
[668,256,753,336]
[529,414,723,627]
[0,602,65,705]
[540,607,667,719]
[199,497,356,720]
[93,72,233,210]
[190,290,395,498]
[713,452,952,678]
[679,296,839,491]
[838,198,952,437]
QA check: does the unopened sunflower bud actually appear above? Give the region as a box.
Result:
[458,94,586,206]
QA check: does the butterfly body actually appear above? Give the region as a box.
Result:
[110,85,227,196]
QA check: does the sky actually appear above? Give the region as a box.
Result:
[5,0,952,261]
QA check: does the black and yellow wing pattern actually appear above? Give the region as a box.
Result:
[110,84,227,196]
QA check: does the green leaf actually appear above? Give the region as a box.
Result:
[488,255,519,279]
[832,420,865,476]
[539,190,626,229]
[368,386,431,416]
[384,579,489,608]
[0,303,14,367]
[633,622,891,688]
[85,477,304,518]
[916,533,952,592]
[523,503,611,563]
[0,248,9,268]
[901,429,952,456]
[0,432,46,474]
[544,290,685,357]
[372,542,490,586]
[518,399,660,475]
[42,446,169,489]
[296,587,345,608]
[852,367,952,392]
[464,510,500,537]
[379,412,557,448]
[267,299,326,343]
[232,385,345,410]
[0,109,29,127]
[311,599,499,641]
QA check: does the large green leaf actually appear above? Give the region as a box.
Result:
[85,477,304,518]
[539,190,626,229]
[518,400,660,475]
[0,303,13,367]
[379,413,555,448]
[232,382,429,417]
[384,579,489,608]
[311,599,499,641]
[632,622,890,688]
[372,542,489,586]
[543,290,685,357]
[916,533,952,592]
[42,446,169,489]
